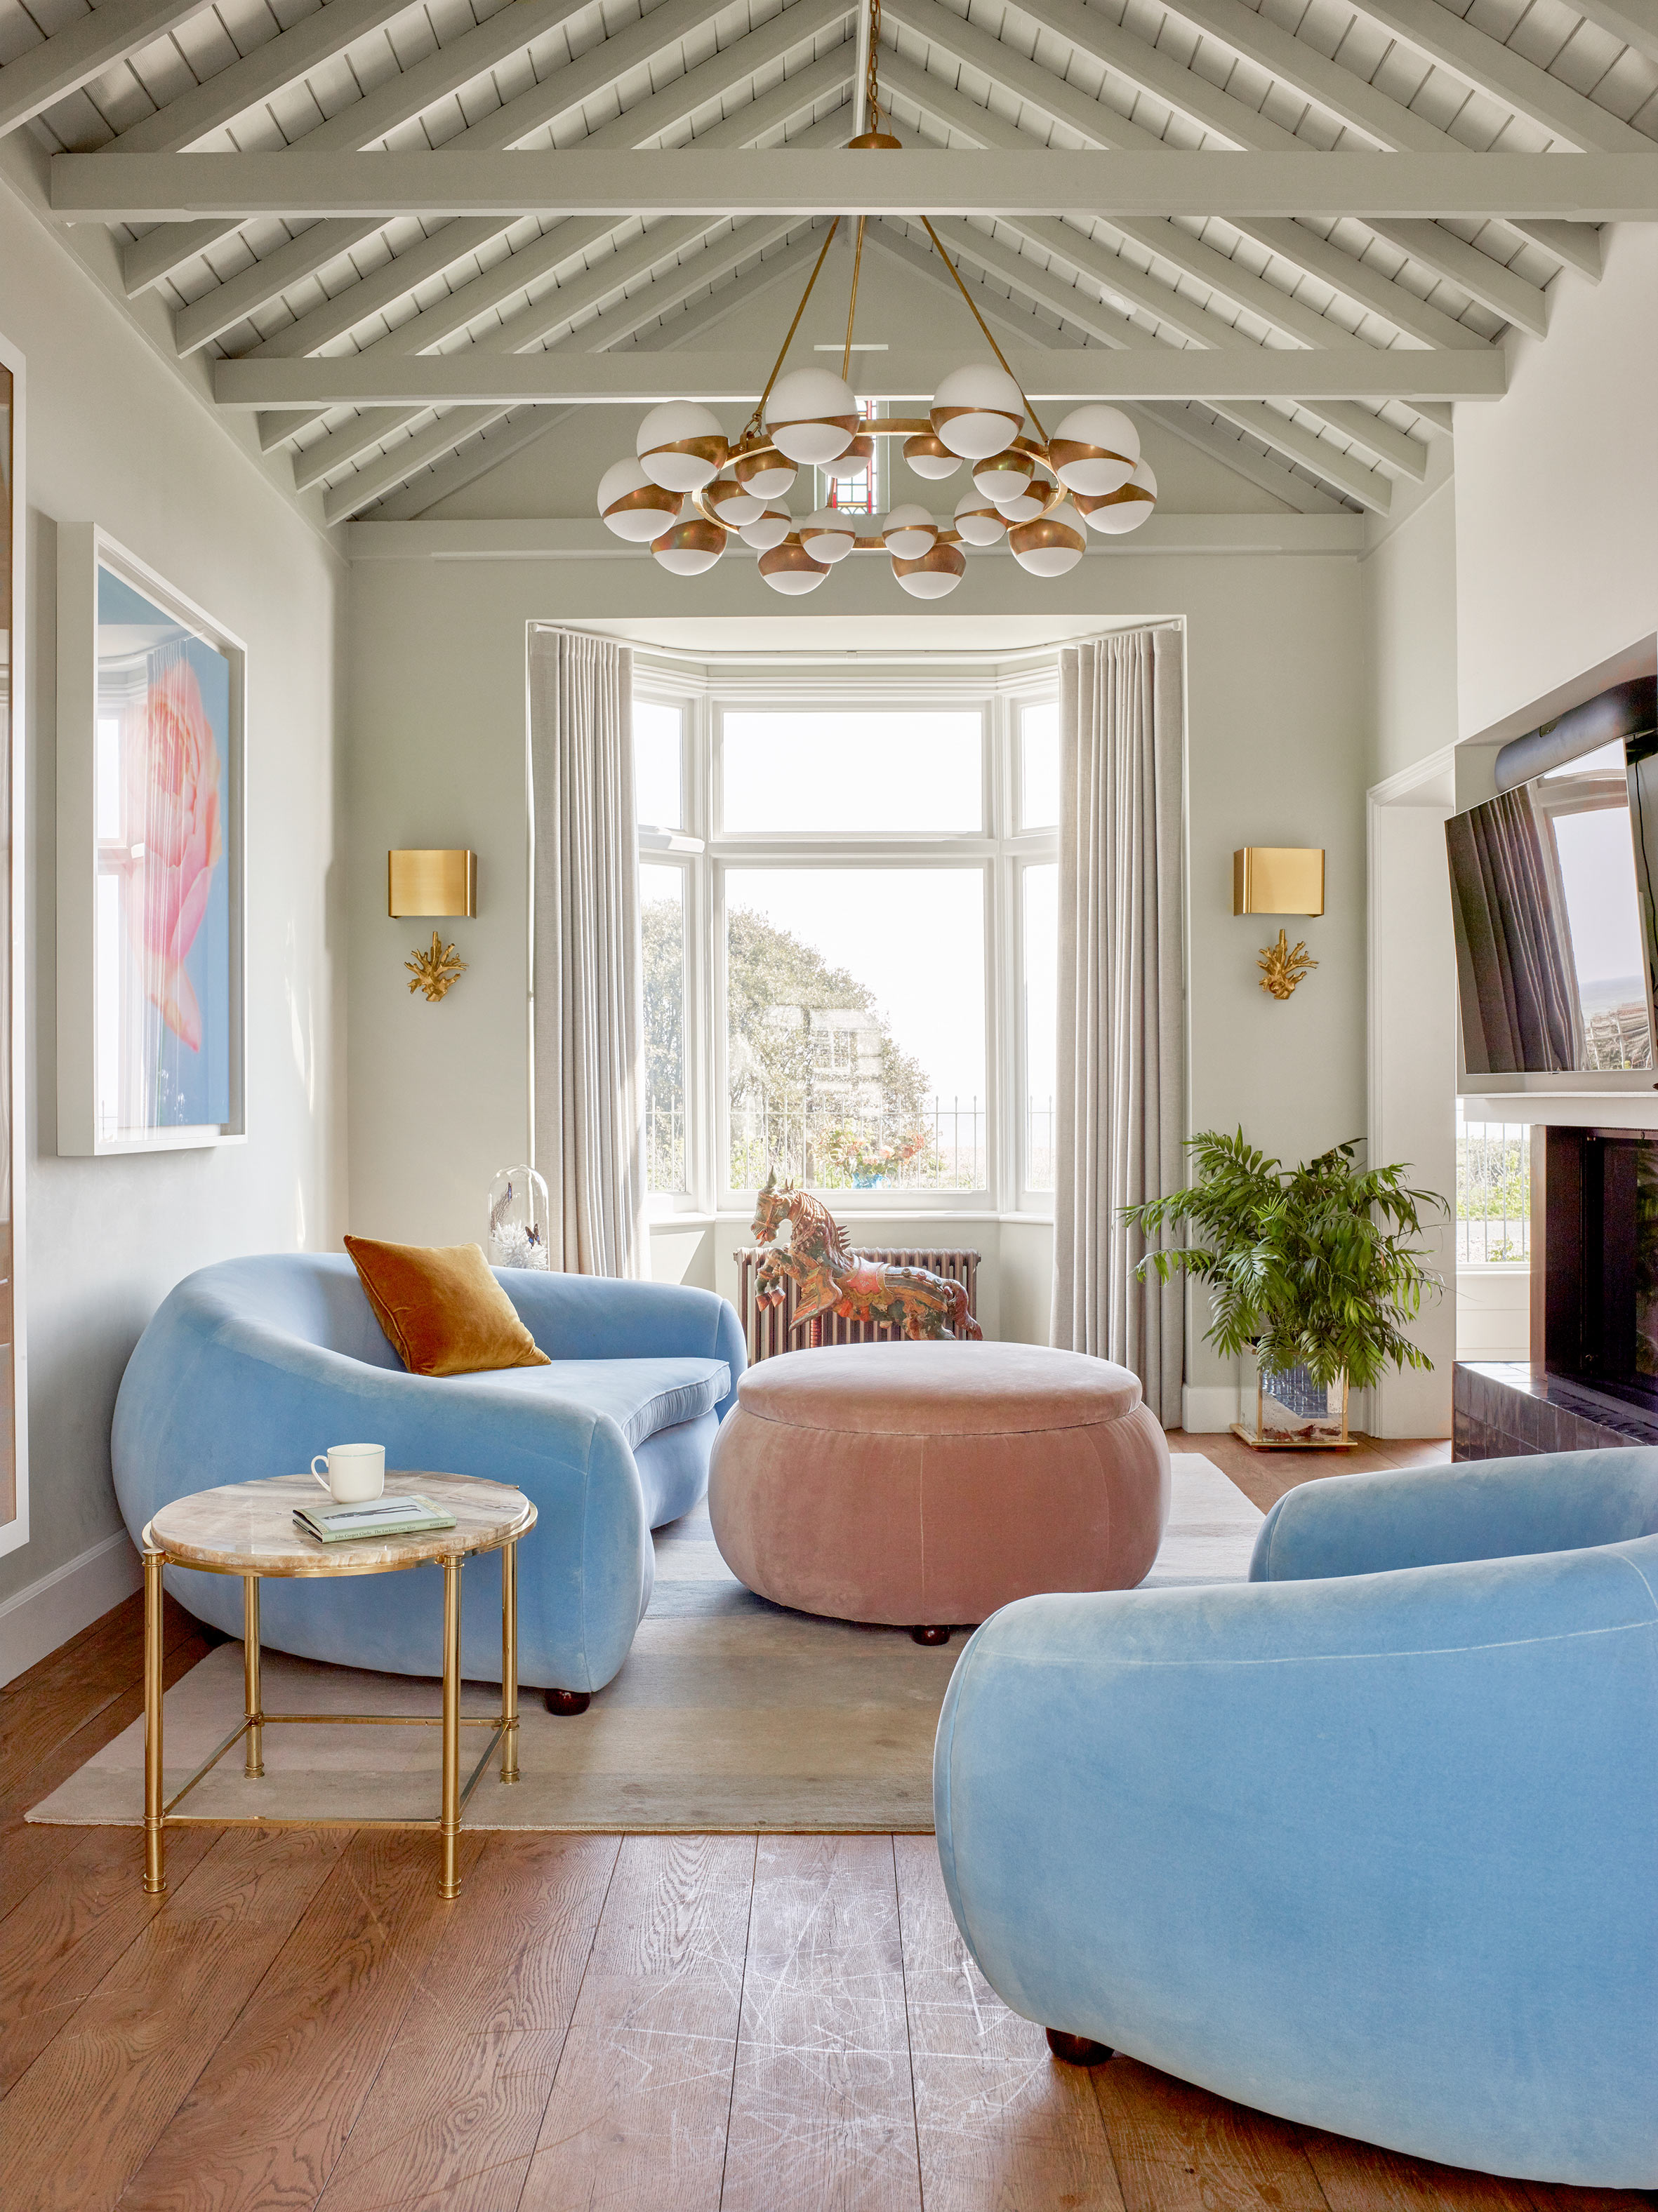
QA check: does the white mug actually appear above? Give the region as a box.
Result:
[310,1444,385,1504]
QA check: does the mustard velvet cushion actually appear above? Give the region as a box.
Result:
[343,1236,552,1378]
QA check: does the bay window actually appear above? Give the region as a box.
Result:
[635,665,1058,1218]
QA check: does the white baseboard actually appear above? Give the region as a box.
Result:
[0,1528,144,1688]
[1181,1385,1240,1434]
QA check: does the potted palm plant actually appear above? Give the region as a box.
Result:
[1122,1131,1447,1448]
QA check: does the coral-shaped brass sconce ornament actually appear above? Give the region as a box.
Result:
[1258,928,1318,1000]
[406,931,467,1003]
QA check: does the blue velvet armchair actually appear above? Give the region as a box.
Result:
[112,1253,744,1700]
[933,1448,1658,2187]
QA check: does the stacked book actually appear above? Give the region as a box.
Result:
[293,1493,457,1545]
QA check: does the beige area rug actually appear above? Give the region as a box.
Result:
[30,1453,1261,1836]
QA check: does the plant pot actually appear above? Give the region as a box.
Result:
[1231,1362,1354,1451]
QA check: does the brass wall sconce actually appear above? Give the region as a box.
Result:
[1233,846,1324,917]
[1235,846,1323,1000]
[390,851,475,1005]
[388,848,477,918]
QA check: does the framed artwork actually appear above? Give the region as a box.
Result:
[0,331,28,1556]
[57,526,246,1154]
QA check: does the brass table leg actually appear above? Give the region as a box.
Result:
[500,1539,520,1784]
[439,1556,463,1898]
[243,1574,265,1779]
[143,1550,166,1895]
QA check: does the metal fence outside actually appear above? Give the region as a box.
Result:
[1457,1117,1530,1264]
[729,1088,987,1192]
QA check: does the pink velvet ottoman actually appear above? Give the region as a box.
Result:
[707,1341,1171,1640]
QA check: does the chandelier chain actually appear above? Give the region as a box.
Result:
[866,0,883,137]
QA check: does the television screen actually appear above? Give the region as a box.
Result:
[1447,736,1658,1075]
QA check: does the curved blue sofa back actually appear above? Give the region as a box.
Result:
[112,1253,745,1692]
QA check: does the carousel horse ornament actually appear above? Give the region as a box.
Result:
[750,1171,983,1343]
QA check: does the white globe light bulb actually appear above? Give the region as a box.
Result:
[651,517,727,575]
[765,367,859,465]
[880,503,939,561]
[636,401,729,492]
[738,505,793,551]
[953,488,1006,547]
[597,455,684,543]
[800,509,858,564]
[1078,460,1158,535]
[1047,404,1141,497]
[930,364,1026,460]
[1008,505,1087,578]
[891,542,967,599]
[758,537,832,596]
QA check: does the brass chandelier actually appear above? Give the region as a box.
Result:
[593,0,1157,599]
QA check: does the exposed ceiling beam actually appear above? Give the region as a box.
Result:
[1567,0,1658,69]
[1365,219,1548,336]
[1139,403,1349,514]
[290,216,805,484]
[111,0,416,154]
[883,4,1561,328]
[881,55,1493,354]
[1205,400,1391,509]
[1346,0,1654,152]
[56,149,1658,222]
[330,234,829,520]
[166,4,851,352]
[0,0,214,138]
[1297,400,1428,478]
[1231,218,1496,349]
[244,51,852,366]
[218,343,1507,407]
[372,407,559,519]
[1511,218,1603,280]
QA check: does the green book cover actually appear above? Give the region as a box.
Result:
[293,1493,458,1545]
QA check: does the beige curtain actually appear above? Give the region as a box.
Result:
[528,626,646,1276]
[1052,627,1186,1423]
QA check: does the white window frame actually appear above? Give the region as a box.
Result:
[634,659,1058,1222]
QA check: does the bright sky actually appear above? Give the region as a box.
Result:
[633,704,1060,1103]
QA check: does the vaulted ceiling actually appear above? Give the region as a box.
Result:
[2,0,1654,521]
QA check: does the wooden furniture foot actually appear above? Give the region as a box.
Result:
[911,1625,951,1646]
[545,1687,591,1715]
[1046,2028,1114,2066]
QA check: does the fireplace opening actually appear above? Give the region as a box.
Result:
[1541,1126,1658,1413]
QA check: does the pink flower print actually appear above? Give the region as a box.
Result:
[126,653,222,1052]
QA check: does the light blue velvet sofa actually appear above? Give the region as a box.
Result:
[112,1253,744,1700]
[934,1448,1658,2187]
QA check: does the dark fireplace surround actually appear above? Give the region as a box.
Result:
[1454,1125,1658,1458]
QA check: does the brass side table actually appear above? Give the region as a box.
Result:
[140,1470,536,1900]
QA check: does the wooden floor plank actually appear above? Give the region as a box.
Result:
[519,1832,755,2212]
[894,1833,1126,2212]
[0,1819,223,2093]
[0,1823,347,2212]
[720,1833,923,2212]
[0,1620,215,1926]
[1302,2126,1541,2211]
[1171,1430,1451,1517]
[115,1825,487,2211]
[317,1831,621,2212]
[1090,2055,1332,2212]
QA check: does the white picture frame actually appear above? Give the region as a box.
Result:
[56,525,247,1155]
[0,330,29,1557]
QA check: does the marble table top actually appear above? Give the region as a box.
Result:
[144,1472,536,1577]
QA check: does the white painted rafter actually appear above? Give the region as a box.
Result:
[0,0,215,138]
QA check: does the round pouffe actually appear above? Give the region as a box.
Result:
[708,1341,1170,1629]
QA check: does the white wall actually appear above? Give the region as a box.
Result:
[1454,225,1658,747]
[0,178,347,1633]
[345,526,1369,1404]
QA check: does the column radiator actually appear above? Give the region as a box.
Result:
[732,1246,981,1365]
